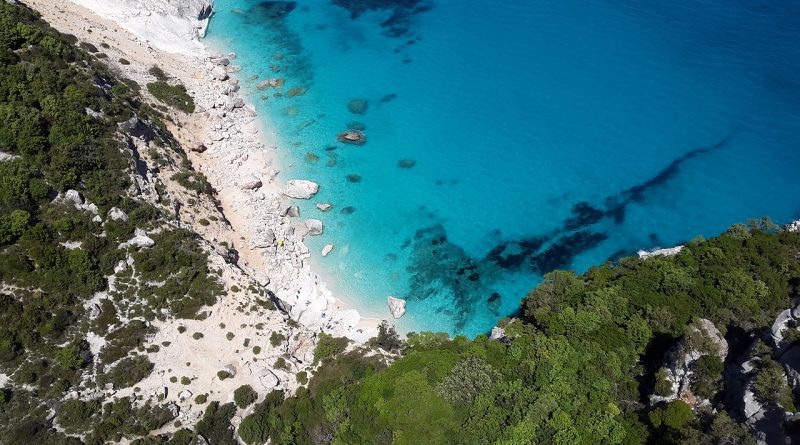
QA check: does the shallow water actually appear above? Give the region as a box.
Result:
[206,0,800,337]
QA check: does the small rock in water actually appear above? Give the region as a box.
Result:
[397,159,416,169]
[321,244,334,256]
[340,206,356,215]
[316,203,332,212]
[347,98,368,115]
[347,121,367,131]
[337,130,366,145]
[346,174,362,183]
[305,152,319,164]
[305,219,324,236]
[387,296,406,319]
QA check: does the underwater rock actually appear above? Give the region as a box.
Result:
[283,180,319,199]
[397,159,416,169]
[347,98,369,114]
[255,1,297,20]
[347,121,367,131]
[340,206,356,215]
[387,296,406,319]
[286,86,307,97]
[563,201,604,231]
[338,130,366,145]
[380,93,397,103]
[346,174,362,183]
[305,152,319,164]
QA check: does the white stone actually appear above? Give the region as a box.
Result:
[490,326,505,340]
[316,203,332,212]
[387,296,406,319]
[108,207,128,222]
[283,180,319,199]
[258,370,280,389]
[118,228,155,250]
[305,219,323,236]
[321,244,334,257]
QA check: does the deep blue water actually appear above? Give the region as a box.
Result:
[205,0,800,337]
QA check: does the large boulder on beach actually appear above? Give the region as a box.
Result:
[387,296,406,319]
[338,130,366,145]
[305,219,323,236]
[347,99,368,115]
[283,180,319,199]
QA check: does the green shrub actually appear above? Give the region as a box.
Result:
[312,333,349,365]
[146,81,195,113]
[234,384,258,409]
[269,332,285,348]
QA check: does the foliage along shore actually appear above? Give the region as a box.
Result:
[1,2,800,444]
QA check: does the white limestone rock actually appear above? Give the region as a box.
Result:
[283,180,319,199]
[118,228,155,250]
[387,296,406,319]
[321,244,334,257]
[316,203,332,212]
[490,326,505,340]
[108,207,128,222]
[638,245,684,259]
[305,219,323,236]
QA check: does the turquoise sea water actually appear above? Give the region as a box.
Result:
[205,0,800,337]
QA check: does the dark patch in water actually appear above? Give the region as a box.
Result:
[530,231,608,273]
[346,174,362,183]
[347,121,367,131]
[256,1,296,19]
[340,206,356,214]
[563,201,604,231]
[331,0,433,38]
[380,93,397,103]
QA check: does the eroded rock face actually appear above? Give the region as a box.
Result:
[649,318,728,409]
[283,180,319,199]
[387,296,406,319]
[69,0,214,54]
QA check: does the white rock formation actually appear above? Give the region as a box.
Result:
[305,219,323,236]
[315,203,332,212]
[650,319,728,408]
[321,244,334,257]
[283,180,319,199]
[788,220,800,233]
[387,296,406,319]
[638,245,684,259]
[69,0,212,55]
[490,326,505,340]
[118,228,155,249]
[108,207,128,222]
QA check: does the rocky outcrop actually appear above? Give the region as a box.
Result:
[69,0,213,54]
[638,245,684,259]
[650,318,728,408]
[321,244,334,257]
[387,296,406,319]
[787,220,800,233]
[119,228,155,250]
[283,180,319,199]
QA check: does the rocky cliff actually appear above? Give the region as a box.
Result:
[69,0,213,54]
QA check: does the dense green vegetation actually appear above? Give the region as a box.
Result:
[146,81,195,113]
[234,223,800,445]
[0,3,220,443]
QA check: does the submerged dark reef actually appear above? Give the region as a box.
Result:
[403,139,728,331]
[331,0,433,37]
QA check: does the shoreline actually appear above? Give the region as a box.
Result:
[23,0,381,343]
